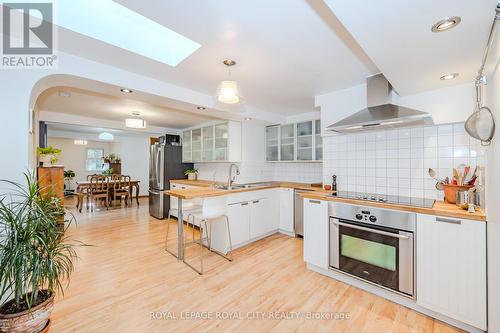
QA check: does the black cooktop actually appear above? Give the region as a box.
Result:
[331,191,435,209]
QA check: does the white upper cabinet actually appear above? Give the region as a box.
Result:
[266,120,321,162]
[182,121,241,163]
[265,125,279,161]
[416,214,487,330]
[280,124,295,161]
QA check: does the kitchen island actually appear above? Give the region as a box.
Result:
[165,180,329,260]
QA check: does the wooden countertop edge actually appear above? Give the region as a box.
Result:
[300,192,486,222]
[169,179,329,192]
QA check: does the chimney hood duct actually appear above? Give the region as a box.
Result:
[327,74,433,133]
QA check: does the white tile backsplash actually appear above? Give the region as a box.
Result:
[323,123,485,199]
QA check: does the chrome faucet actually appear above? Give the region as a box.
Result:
[227,163,240,189]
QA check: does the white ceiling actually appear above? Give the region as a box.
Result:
[53,0,377,116]
[37,86,220,129]
[325,0,499,95]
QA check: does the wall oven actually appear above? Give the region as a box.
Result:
[329,202,415,297]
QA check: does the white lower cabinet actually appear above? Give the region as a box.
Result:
[416,214,487,330]
[227,201,250,246]
[210,189,279,254]
[279,188,294,234]
[303,198,329,269]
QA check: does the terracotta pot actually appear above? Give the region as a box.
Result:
[0,291,54,333]
[442,184,474,204]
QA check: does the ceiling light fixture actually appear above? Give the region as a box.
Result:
[216,59,243,104]
[74,139,87,145]
[125,112,147,129]
[244,117,252,121]
[431,16,461,32]
[120,88,133,93]
[98,132,114,141]
[440,73,459,80]
[197,106,206,110]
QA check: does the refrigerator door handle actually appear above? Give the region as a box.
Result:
[158,147,164,189]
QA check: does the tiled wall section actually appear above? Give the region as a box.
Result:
[322,123,486,199]
[194,162,322,184]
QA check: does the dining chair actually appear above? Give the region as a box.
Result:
[110,175,131,207]
[88,175,109,212]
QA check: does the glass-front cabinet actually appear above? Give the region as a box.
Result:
[182,121,241,163]
[265,125,279,162]
[202,125,214,161]
[280,124,295,161]
[265,119,321,162]
[315,119,322,161]
[296,121,313,161]
[214,123,229,161]
[191,128,202,162]
[182,131,191,162]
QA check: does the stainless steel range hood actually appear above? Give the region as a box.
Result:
[327,74,433,133]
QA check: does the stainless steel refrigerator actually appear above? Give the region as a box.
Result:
[149,139,193,219]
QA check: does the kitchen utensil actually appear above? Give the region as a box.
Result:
[456,190,469,210]
[453,168,459,184]
[465,105,495,145]
[457,164,466,185]
[435,182,444,190]
[463,166,470,184]
[443,184,474,204]
[428,168,444,182]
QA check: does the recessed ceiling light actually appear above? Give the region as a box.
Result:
[197,106,206,110]
[431,16,461,32]
[244,117,252,121]
[440,73,459,80]
[74,139,87,145]
[120,88,133,93]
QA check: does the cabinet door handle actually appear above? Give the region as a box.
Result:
[436,217,462,224]
[241,202,249,206]
[309,200,321,204]
[252,200,260,204]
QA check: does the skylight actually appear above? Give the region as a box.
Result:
[53,0,200,66]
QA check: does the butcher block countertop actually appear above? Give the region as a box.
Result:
[300,191,486,222]
[166,179,329,200]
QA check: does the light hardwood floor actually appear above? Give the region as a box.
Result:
[50,198,463,333]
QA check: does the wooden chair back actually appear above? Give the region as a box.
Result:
[89,175,108,193]
[87,174,99,181]
[113,175,131,192]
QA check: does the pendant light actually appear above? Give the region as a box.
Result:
[216,59,242,104]
[125,112,147,129]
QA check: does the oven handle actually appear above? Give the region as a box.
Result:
[332,220,411,240]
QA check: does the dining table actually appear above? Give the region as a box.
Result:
[75,179,141,206]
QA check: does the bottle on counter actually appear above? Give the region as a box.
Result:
[332,175,337,196]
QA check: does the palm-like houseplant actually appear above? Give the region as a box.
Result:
[0,172,79,333]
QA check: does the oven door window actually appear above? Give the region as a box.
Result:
[338,222,399,290]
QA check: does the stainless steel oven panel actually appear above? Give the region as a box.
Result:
[398,230,414,296]
[329,217,414,297]
[329,218,339,269]
[328,202,416,232]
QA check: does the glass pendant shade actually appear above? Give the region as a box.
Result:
[217,80,241,104]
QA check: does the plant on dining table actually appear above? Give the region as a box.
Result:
[0,172,80,332]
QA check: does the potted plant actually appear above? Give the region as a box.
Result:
[0,172,79,333]
[37,147,61,167]
[104,154,121,174]
[184,169,198,181]
[102,168,114,176]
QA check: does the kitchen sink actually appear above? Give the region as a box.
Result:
[215,182,274,190]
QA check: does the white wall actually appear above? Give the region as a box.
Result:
[47,137,115,187]
[113,135,150,196]
[485,64,499,333]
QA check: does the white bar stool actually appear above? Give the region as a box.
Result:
[183,196,233,274]
[165,199,201,252]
